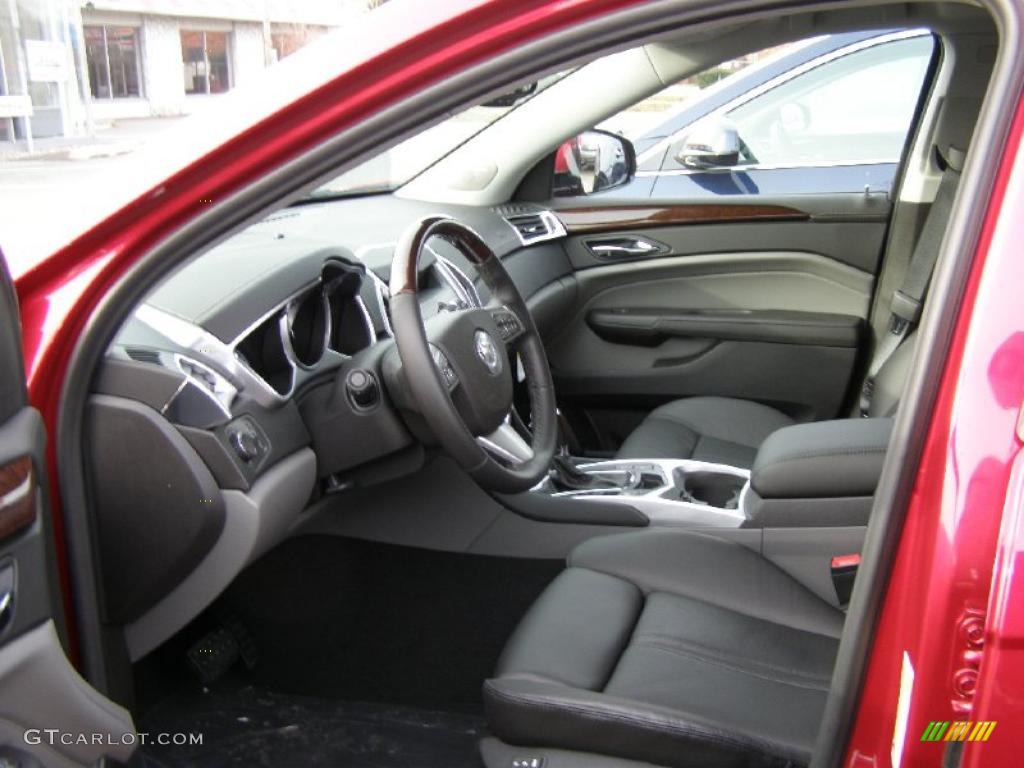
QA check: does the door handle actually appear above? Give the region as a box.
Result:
[584,236,667,260]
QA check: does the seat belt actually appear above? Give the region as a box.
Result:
[860,160,961,416]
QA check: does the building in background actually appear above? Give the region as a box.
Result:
[0,0,368,147]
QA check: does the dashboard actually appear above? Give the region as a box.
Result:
[87,194,572,659]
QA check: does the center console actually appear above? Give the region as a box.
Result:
[532,458,751,527]
[528,417,894,529]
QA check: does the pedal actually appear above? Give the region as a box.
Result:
[222,614,259,669]
[186,617,259,684]
[187,627,240,685]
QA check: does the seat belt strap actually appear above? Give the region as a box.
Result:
[860,165,960,416]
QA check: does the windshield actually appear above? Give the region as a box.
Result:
[0,0,473,279]
[309,73,570,198]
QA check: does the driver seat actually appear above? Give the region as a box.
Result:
[484,529,843,767]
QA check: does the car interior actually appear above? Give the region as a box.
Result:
[37,1,1005,766]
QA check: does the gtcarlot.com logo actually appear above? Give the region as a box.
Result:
[23,730,203,747]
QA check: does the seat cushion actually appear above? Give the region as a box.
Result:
[485,530,844,768]
[616,397,795,467]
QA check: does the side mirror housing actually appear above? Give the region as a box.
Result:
[552,129,637,197]
[675,120,741,169]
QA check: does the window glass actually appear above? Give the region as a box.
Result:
[722,35,933,167]
[206,32,231,94]
[84,26,110,99]
[84,25,141,99]
[106,27,141,98]
[181,31,207,94]
[182,30,231,95]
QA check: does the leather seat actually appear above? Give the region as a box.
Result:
[617,337,916,466]
[616,396,794,467]
[485,529,843,767]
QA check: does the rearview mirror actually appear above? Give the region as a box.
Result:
[552,130,637,197]
[675,120,740,169]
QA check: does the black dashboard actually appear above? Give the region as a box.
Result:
[86,194,573,654]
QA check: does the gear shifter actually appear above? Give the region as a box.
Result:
[548,455,620,492]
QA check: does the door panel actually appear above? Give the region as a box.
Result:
[537,33,935,455]
[0,256,134,766]
[543,203,883,449]
[545,249,871,421]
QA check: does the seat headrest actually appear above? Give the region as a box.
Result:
[934,96,982,172]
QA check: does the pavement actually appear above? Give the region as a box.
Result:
[0,116,187,162]
[0,117,187,278]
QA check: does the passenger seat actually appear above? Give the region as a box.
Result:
[616,335,916,466]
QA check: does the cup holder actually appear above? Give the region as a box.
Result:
[673,469,745,509]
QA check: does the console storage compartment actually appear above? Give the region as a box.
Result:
[673,469,746,509]
[743,417,893,527]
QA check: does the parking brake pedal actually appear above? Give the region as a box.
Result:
[186,616,259,685]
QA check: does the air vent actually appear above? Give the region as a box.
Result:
[125,347,162,366]
[497,206,567,246]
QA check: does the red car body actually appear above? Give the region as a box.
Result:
[10,1,1024,766]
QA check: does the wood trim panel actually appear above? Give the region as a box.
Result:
[554,204,809,234]
[0,456,35,542]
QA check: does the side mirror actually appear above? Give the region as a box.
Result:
[675,120,741,169]
[552,129,637,197]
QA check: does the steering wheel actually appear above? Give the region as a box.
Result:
[388,215,557,493]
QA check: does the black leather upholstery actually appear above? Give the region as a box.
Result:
[616,397,794,467]
[616,335,916,465]
[486,530,843,767]
[751,418,893,499]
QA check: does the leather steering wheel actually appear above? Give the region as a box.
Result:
[388,215,557,493]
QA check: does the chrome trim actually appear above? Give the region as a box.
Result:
[637,157,903,176]
[227,279,320,349]
[477,421,534,464]
[134,303,287,408]
[366,270,394,336]
[503,209,567,247]
[430,247,483,309]
[440,254,484,307]
[280,287,332,372]
[352,294,379,345]
[533,458,750,527]
[135,261,383,410]
[170,353,237,419]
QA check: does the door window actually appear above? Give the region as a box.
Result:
[670,35,934,169]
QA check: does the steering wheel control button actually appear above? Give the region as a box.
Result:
[474,329,503,376]
[345,368,380,410]
[429,344,459,390]
[491,308,523,341]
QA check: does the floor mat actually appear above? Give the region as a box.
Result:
[135,681,485,768]
[211,535,563,712]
